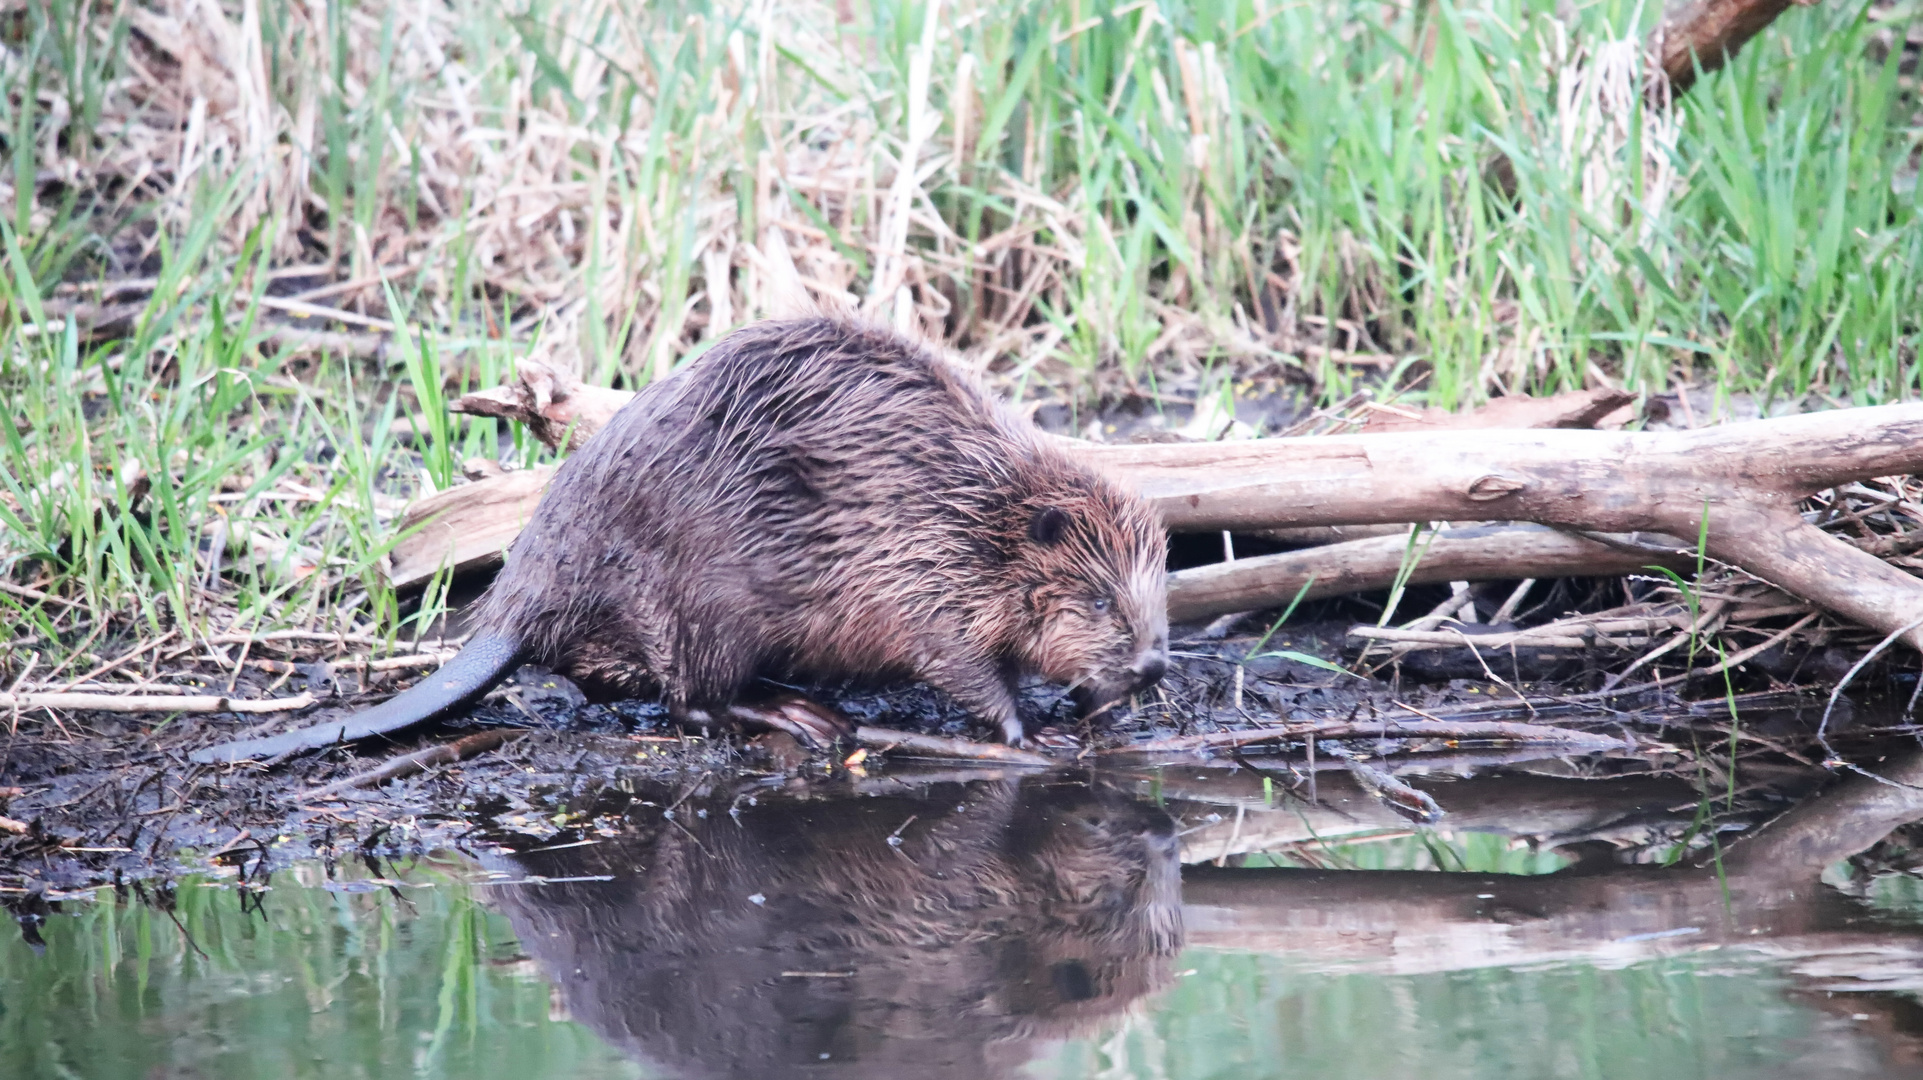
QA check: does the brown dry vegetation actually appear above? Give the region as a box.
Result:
[2,0,1922,774]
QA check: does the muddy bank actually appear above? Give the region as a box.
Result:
[2,600,1913,899]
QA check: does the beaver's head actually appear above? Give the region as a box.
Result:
[1006,478,1168,724]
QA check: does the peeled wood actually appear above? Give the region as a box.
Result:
[1167,522,1690,622]
[451,355,633,452]
[1083,405,1923,650]
[384,467,548,590]
[855,726,1053,765]
[0,691,316,714]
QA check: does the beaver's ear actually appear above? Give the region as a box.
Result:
[1029,506,1071,546]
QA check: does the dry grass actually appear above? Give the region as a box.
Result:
[25,0,1889,407]
[12,0,1292,401]
[2,0,1921,691]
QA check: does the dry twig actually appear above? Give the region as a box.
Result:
[302,729,527,801]
[0,691,314,715]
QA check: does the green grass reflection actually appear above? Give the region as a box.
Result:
[1238,829,1572,875]
[1035,951,1839,1080]
[0,864,642,1080]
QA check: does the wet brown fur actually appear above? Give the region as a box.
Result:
[475,316,1168,742]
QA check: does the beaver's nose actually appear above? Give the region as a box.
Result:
[1129,651,1168,689]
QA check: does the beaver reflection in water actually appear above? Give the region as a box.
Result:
[486,778,1183,1080]
[194,318,1168,763]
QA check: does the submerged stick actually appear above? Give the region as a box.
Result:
[302,728,527,801]
[855,726,1054,766]
[1342,756,1446,824]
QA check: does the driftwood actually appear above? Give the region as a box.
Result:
[419,363,1923,655]
[855,726,1053,765]
[1167,522,1690,621]
[0,690,316,714]
[1085,406,1923,649]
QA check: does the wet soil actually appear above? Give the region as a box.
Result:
[3,592,1914,902]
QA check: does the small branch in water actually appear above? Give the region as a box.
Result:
[1340,754,1445,824]
[856,726,1054,766]
[0,691,315,714]
[1104,715,1632,756]
[302,729,527,801]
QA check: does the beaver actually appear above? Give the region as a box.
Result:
[486,775,1184,1080]
[192,317,1168,763]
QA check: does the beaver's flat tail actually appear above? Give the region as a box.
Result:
[189,633,525,764]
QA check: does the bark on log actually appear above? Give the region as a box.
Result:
[385,467,548,589]
[1167,522,1690,621]
[1482,0,1803,205]
[1179,751,1923,979]
[1653,0,1807,99]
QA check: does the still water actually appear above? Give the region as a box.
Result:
[7,759,1923,1079]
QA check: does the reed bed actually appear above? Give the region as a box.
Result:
[3,0,1921,675]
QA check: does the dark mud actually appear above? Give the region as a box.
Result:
[3,596,1914,903]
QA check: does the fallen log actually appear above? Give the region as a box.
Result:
[1167,522,1691,621]
[1085,405,1923,649]
[428,362,1923,654]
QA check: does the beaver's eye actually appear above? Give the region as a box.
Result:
[1091,597,1112,614]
